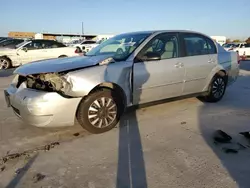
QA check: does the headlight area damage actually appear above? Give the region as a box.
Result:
[17,73,71,96]
[15,57,116,97]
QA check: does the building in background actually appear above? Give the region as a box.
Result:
[211,36,227,46]
[8,31,114,43]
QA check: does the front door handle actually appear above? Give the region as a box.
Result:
[208,59,215,63]
[175,62,184,68]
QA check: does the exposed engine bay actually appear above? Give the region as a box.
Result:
[17,73,67,93]
[14,57,117,97]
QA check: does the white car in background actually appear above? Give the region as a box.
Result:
[222,43,238,51]
[0,39,80,69]
[233,43,250,58]
[73,40,99,52]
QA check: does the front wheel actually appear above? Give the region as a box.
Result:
[0,57,11,70]
[202,74,227,103]
[76,89,123,134]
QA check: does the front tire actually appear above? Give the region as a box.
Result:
[76,89,123,134]
[203,73,227,103]
[0,57,11,70]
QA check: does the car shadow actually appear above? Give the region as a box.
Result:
[0,68,16,77]
[239,60,250,71]
[115,61,150,188]
[199,61,250,187]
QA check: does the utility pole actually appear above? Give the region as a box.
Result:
[81,22,84,40]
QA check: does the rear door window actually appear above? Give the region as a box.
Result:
[43,41,66,49]
[183,33,217,56]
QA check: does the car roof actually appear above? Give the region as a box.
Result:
[118,30,211,37]
[30,39,56,42]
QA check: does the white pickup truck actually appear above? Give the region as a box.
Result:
[233,43,250,58]
[0,39,80,69]
[73,40,99,52]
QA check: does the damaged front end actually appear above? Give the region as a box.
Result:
[17,73,67,93]
[14,57,117,97]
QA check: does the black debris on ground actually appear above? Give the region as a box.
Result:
[33,173,46,183]
[222,148,238,154]
[237,142,247,150]
[181,121,187,125]
[44,142,60,151]
[15,168,23,174]
[0,141,60,165]
[0,165,6,172]
[73,132,80,137]
[239,132,250,139]
[213,130,232,143]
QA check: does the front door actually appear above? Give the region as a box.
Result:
[179,33,217,95]
[18,41,46,64]
[133,32,185,105]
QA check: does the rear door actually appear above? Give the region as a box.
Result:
[133,32,185,104]
[179,33,217,95]
[42,40,67,59]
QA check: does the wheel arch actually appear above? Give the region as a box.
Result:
[0,55,12,63]
[88,82,127,110]
[203,67,228,91]
[58,55,67,58]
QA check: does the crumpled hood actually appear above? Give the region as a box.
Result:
[14,55,112,76]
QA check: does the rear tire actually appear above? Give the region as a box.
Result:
[76,89,123,134]
[0,57,11,70]
[202,73,227,103]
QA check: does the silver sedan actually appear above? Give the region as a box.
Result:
[4,30,240,134]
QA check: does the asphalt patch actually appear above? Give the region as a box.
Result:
[0,142,60,165]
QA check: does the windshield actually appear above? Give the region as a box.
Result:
[86,33,151,61]
[0,39,23,46]
[223,43,236,48]
[16,41,29,48]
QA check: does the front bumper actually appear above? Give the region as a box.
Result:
[4,83,82,127]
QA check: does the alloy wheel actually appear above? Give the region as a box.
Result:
[0,59,9,70]
[212,77,225,99]
[88,97,117,128]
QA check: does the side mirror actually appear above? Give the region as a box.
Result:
[22,47,28,52]
[141,51,161,62]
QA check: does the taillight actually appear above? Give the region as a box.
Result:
[75,47,82,54]
[236,51,240,64]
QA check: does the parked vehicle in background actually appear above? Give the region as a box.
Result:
[222,43,238,51]
[73,40,99,52]
[211,36,226,46]
[233,43,250,58]
[0,38,25,48]
[4,30,239,134]
[0,39,80,69]
[0,37,10,42]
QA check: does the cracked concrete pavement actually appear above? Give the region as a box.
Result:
[0,62,250,188]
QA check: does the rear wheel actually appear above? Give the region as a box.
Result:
[0,57,11,70]
[76,89,123,134]
[202,73,227,102]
